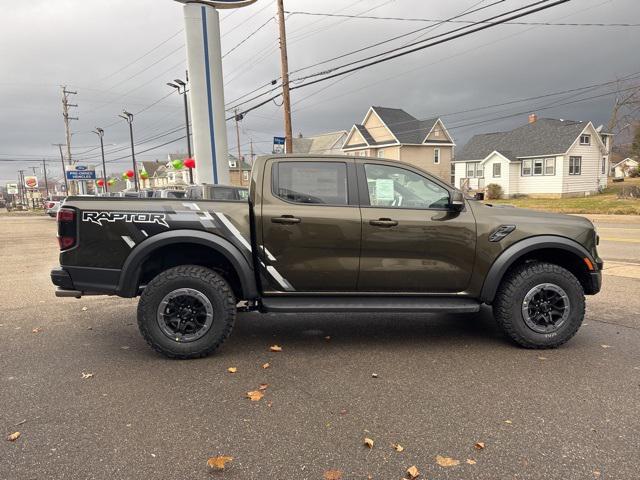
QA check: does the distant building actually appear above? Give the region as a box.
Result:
[453,114,612,198]
[342,106,455,183]
[292,131,348,155]
[612,157,639,178]
[228,154,251,187]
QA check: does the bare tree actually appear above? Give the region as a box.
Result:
[607,79,640,155]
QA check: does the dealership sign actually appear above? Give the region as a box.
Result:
[175,0,256,8]
[66,167,96,180]
[273,136,285,154]
[6,183,18,195]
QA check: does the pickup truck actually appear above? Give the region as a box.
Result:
[51,155,602,358]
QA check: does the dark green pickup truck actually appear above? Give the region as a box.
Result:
[51,155,602,358]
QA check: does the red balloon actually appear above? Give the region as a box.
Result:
[125,170,134,178]
[96,179,105,187]
[184,157,196,169]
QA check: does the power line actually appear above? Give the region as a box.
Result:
[222,16,275,58]
[284,11,640,28]
[231,0,574,119]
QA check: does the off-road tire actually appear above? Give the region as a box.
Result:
[493,262,585,349]
[137,265,236,359]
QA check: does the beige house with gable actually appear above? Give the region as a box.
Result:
[342,106,456,184]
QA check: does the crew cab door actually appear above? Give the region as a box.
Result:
[357,161,476,293]
[259,158,361,292]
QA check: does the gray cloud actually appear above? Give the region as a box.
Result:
[1,0,637,184]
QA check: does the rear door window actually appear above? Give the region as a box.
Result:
[273,161,348,205]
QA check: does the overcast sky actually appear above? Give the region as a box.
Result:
[0,0,638,185]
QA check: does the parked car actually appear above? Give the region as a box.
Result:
[185,184,249,201]
[51,155,602,358]
[45,201,61,217]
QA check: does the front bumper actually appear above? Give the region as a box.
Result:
[585,270,602,295]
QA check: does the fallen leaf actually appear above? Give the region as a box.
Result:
[269,345,282,352]
[207,455,233,471]
[466,459,477,465]
[81,372,94,379]
[406,465,420,479]
[81,306,88,311]
[6,432,20,442]
[371,373,378,378]
[593,470,601,477]
[324,335,331,341]
[246,390,264,401]
[601,345,611,349]
[504,420,513,424]
[262,362,270,369]
[227,367,237,374]
[323,469,343,480]
[267,401,273,407]
[436,455,460,467]
[32,327,42,334]
[364,437,374,448]
[392,443,404,452]
[14,419,27,426]
[258,383,269,390]
[538,356,547,360]
[474,442,485,450]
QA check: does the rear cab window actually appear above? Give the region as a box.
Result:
[273,161,350,205]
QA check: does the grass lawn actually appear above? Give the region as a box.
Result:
[487,177,640,215]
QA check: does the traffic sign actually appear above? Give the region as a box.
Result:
[273,136,285,154]
[6,183,18,195]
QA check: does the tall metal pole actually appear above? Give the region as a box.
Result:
[119,111,138,191]
[42,159,50,199]
[53,143,69,194]
[61,86,78,195]
[94,128,108,193]
[168,73,193,184]
[276,0,293,154]
[18,170,25,207]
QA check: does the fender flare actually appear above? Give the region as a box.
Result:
[479,235,594,303]
[116,229,258,299]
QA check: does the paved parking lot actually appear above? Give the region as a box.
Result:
[1,214,639,480]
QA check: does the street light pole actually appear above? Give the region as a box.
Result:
[93,128,108,193]
[119,111,138,191]
[168,72,193,184]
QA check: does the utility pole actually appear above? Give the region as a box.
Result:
[234,108,242,165]
[276,0,293,154]
[42,159,50,199]
[250,138,255,166]
[93,128,108,192]
[61,86,78,194]
[18,170,26,208]
[119,110,139,191]
[53,143,69,194]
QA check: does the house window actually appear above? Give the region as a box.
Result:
[493,163,501,178]
[434,148,440,164]
[242,170,249,182]
[601,157,606,175]
[377,149,385,158]
[580,134,591,145]
[359,151,366,157]
[545,158,556,175]
[569,156,582,175]
[434,130,440,137]
[533,159,544,175]
[522,159,532,176]
[601,135,607,148]
[450,163,455,186]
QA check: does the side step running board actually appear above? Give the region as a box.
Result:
[261,296,481,314]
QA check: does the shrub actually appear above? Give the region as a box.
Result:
[485,183,504,200]
[628,167,639,178]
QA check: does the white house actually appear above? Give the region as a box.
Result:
[453,115,612,198]
[612,157,639,178]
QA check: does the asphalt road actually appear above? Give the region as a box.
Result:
[1,214,639,480]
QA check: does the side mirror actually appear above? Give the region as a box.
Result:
[450,190,465,211]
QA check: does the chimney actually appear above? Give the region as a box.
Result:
[528,113,537,124]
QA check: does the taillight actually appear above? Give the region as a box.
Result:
[57,208,76,250]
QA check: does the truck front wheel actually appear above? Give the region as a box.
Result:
[137,265,236,359]
[493,262,585,348]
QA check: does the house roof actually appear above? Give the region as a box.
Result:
[456,118,594,161]
[371,106,440,145]
[141,161,165,177]
[292,131,347,154]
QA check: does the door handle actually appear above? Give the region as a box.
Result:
[369,218,398,228]
[272,215,301,225]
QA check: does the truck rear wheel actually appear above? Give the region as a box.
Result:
[137,265,236,359]
[493,262,585,348]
